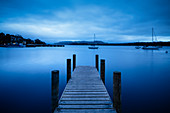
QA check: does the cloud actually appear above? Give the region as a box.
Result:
[0,3,170,43]
[0,6,133,42]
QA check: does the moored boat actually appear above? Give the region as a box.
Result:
[135,46,141,49]
[88,46,98,49]
[88,34,98,49]
[142,28,159,50]
[142,46,159,50]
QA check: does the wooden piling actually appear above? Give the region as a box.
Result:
[95,55,99,71]
[73,54,76,71]
[113,71,121,113]
[100,59,105,84]
[51,70,59,113]
[67,59,71,83]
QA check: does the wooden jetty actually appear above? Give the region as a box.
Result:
[54,66,116,113]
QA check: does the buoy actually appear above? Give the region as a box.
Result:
[165,51,168,53]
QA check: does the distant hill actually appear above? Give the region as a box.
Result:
[55,41,106,45]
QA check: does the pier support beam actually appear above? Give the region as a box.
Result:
[67,59,71,83]
[51,70,59,113]
[95,55,99,71]
[73,54,76,71]
[113,71,121,113]
[100,59,105,84]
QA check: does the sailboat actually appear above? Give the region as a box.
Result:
[142,28,159,50]
[88,34,98,49]
[142,45,159,50]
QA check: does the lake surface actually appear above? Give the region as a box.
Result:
[0,46,170,113]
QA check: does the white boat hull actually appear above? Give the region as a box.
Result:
[135,46,141,49]
[88,47,98,49]
[142,46,159,50]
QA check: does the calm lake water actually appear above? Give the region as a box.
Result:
[0,46,170,113]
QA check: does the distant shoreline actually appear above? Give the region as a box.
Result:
[1,32,170,47]
[57,41,170,46]
[0,41,170,47]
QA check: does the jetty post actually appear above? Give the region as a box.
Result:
[113,71,121,113]
[67,59,71,83]
[73,54,76,71]
[100,59,105,84]
[51,70,59,113]
[95,55,99,71]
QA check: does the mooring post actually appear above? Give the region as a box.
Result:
[73,54,76,71]
[67,59,71,83]
[51,70,59,113]
[95,55,99,71]
[100,59,105,84]
[113,71,121,113]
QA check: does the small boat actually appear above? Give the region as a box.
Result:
[135,46,141,49]
[88,46,98,49]
[142,28,159,50]
[142,45,159,50]
[88,34,98,49]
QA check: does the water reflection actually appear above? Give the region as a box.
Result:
[0,46,170,113]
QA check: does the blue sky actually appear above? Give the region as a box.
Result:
[0,0,170,43]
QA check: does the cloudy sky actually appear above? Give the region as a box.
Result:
[0,0,170,43]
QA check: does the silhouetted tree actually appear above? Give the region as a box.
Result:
[5,34,11,44]
[0,32,48,45]
[0,32,5,38]
[15,35,24,43]
[25,38,34,44]
[35,39,46,44]
[0,32,5,44]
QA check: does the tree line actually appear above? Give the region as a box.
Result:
[0,32,46,45]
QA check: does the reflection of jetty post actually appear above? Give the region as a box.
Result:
[95,55,99,71]
[67,59,71,83]
[51,70,59,113]
[100,59,105,84]
[73,54,76,71]
[113,71,121,113]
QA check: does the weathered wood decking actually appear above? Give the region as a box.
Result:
[54,66,116,113]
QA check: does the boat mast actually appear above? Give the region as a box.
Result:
[94,34,95,42]
[152,27,154,42]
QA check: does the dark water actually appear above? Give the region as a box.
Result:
[0,46,170,113]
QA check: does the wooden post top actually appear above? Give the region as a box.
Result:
[113,71,121,75]
[52,70,59,73]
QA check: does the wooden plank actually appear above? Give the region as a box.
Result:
[54,66,116,113]
[63,92,108,95]
[65,86,105,89]
[62,95,109,98]
[64,90,106,92]
[58,104,113,109]
[66,84,104,88]
[55,109,116,113]
[65,88,105,90]
[60,101,112,105]
[60,98,111,101]
[66,86,104,88]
